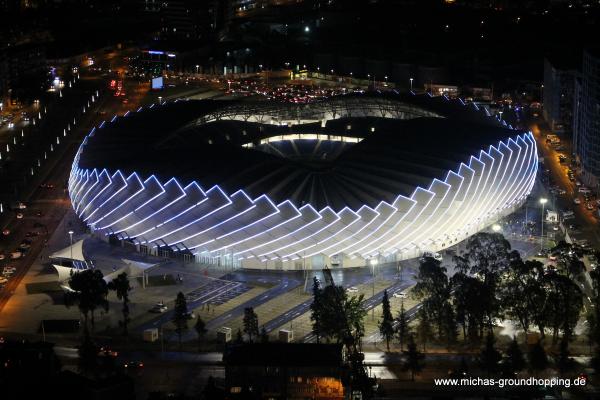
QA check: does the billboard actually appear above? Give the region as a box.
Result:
[151,76,163,90]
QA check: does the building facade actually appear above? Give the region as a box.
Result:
[224,343,346,399]
[573,50,600,191]
[543,57,576,134]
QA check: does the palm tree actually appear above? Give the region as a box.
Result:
[65,269,109,333]
[108,272,131,335]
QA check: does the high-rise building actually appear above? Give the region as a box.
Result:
[543,57,577,134]
[160,0,223,41]
[573,49,600,191]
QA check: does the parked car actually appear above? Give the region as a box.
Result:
[149,302,167,313]
[392,291,408,299]
[123,360,144,369]
[98,346,118,358]
[346,286,359,293]
[185,312,196,320]
[574,198,581,205]
[10,251,22,259]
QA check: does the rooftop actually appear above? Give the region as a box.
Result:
[78,93,520,211]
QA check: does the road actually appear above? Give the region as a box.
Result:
[0,79,106,314]
[135,276,302,341]
[0,48,163,317]
[530,120,600,247]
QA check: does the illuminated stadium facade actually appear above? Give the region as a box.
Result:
[68,93,538,269]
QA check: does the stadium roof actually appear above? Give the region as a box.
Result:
[79,93,521,211]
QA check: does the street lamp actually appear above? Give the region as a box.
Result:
[195,65,199,74]
[370,258,378,320]
[68,230,74,260]
[492,224,501,232]
[539,198,547,251]
[409,78,413,91]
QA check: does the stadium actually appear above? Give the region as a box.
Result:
[68,93,538,270]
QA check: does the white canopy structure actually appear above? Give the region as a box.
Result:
[49,239,86,262]
[53,264,78,282]
[102,259,159,284]
[50,239,93,285]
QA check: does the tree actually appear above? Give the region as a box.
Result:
[379,290,394,351]
[543,274,583,342]
[413,257,451,338]
[396,301,411,351]
[203,376,225,400]
[243,307,259,342]
[451,271,485,341]
[557,336,572,374]
[441,302,458,348]
[529,340,548,375]
[403,334,424,381]
[479,332,502,375]
[78,332,99,375]
[500,259,547,340]
[194,316,207,350]
[260,326,269,343]
[172,292,189,348]
[586,267,600,349]
[235,328,244,343]
[65,269,109,333]
[591,345,600,373]
[504,337,526,375]
[416,307,433,352]
[457,232,515,331]
[310,277,323,343]
[107,272,131,336]
[316,284,366,346]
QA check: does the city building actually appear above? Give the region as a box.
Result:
[223,343,346,399]
[573,49,600,191]
[543,57,577,134]
[68,93,537,270]
[0,29,47,103]
[160,0,223,41]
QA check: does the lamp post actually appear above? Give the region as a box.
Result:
[492,224,501,232]
[370,258,378,320]
[539,198,547,251]
[68,230,74,260]
[409,78,413,91]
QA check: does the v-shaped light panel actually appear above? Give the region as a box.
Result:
[69,122,537,268]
